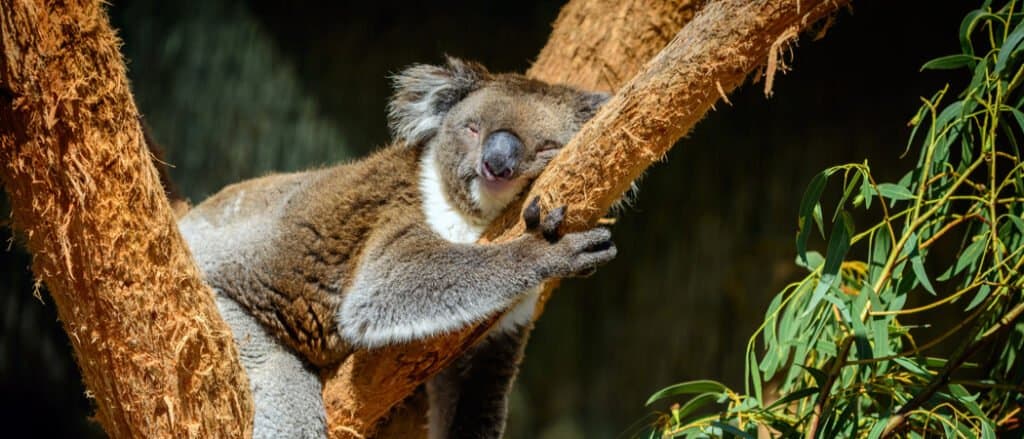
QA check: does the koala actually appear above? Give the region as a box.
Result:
[177,57,615,438]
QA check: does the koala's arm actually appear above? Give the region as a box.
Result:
[337,204,614,347]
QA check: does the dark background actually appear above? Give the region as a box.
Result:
[0,1,969,437]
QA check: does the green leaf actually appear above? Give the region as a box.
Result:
[1009,215,1024,234]
[870,230,891,281]
[767,387,819,410]
[850,288,874,360]
[923,357,978,369]
[877,183,915,201]
[959,10,999,57]
[966,284,991,311]
[798,171,829,265]
[921,54,976,70]
[825,401,858,438]
[901,233,936,295]
[759,348,778,378]
[996,20,1024,74]
[813,203,825,238]
[673,392,722,423]
[804,213,853,316]
[949,384,982,407]
[762,292,783,349]
[710,422,754,439]
[794,251,825,272]
[870,312,891,360]
[836,171,862,220]
[860,172,874,210]
[867,418,889,439]
[893,357,932,378]
[797,365,829,388]
[938,234,987,281]
[646,380,728,406]
[931,100,965,166]
[982,420,996,439]
[911,255,935,294]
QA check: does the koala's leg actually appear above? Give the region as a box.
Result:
[336,203,615,348]
[215,292,327,439]
[427,325,530,439]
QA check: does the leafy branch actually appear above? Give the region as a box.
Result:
[644,1,1024,437]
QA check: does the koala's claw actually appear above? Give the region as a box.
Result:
[542,206,566,243]
[521,198,616,278]
[522,196,567,243]
[523,196,542,231]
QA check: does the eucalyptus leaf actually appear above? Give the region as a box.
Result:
[804,214,852,316]
[877,183,915,201]
[922,54,977,70]
[794,251,825,271]
[996,19,1024,74]
[893,357,933,378]
[900,233,936,295]
[796,365,829,388]
[939,234,987,281]
[672,392,722,424]
[798,171,829,264]
[646,380,728,406]
[867,418,888,439]
[709,422,754,439]
[860,170,876,210]
[966,284,992,311]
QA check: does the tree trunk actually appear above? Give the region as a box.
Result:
[0,2,253,438]
[321,0,849,437]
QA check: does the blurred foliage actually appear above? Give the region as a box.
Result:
[647,2,1024,437]
[112,0,351,200]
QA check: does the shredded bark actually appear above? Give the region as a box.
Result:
[0,1,253,437]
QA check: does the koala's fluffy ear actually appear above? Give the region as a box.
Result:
[388,57,490,146]
[575,91,612,124]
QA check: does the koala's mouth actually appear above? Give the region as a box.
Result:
[476,162,519,194]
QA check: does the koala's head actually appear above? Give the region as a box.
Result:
[388,57,609,223]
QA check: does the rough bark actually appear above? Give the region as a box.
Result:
[528,0,707,92]
[0,1,253,438]
[322,0,848,437]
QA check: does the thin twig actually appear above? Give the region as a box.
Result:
[805,336,854,439]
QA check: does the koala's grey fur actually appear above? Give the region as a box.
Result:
[178,57,614,438]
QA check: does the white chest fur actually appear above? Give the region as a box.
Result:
[418,146,539,332]
[419,146,486,244]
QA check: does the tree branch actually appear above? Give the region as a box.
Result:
[322,0,850,437]
[0,1,253,437]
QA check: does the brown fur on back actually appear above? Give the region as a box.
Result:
[184,145,423,365]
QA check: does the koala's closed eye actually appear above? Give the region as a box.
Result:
[538,140,561,152]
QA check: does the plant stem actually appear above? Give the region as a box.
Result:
[804,336,854,439]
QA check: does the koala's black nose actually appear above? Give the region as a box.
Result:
[481,130,522,180]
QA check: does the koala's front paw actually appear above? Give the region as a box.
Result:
[523,196,617,278]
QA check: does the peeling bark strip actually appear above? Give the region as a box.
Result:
[322,0,847,437]
[0,1,253,438]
